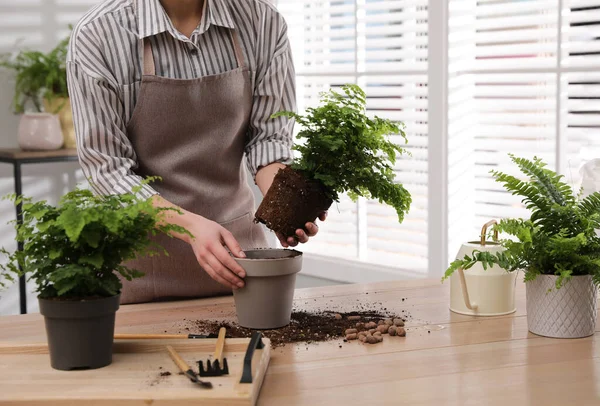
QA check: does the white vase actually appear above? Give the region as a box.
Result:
[527,274,598,338]
[450,241,518,316]
[18,113,63,151]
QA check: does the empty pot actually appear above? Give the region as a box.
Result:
[233,249,302,329]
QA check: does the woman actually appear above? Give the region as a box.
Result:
[67,0,325,304]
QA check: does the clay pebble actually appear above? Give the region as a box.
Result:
[366,336,379,344]
[376,325,389,334]
[393,319,405,327]
[347,315,361,321]
[345,328,358,335]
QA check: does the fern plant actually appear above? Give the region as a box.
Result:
[273,84,412,223]
[0,180,190,299]
[443,154,600,289]
[0,33,69,113]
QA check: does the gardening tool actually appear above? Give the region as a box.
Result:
[199,327,229,376]
[240,331,265,384]
[449,219,517,316]
[114,333,219,339]
[166,345,213,389]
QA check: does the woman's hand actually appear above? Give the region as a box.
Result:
[255,163,328,248]
[277,211,328,248]
[151,196,247,289]
[187,216,248,289]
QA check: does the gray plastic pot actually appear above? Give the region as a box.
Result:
[38,294,120,371]
[233,249,302,329]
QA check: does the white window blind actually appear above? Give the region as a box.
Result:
[277,0,429,274]
[448,0,600,256]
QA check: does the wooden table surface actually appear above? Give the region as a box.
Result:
[1,278,599,405]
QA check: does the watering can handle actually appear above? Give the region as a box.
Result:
[480,219,499,246]
[458,266,478,310]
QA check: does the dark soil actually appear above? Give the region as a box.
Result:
[159,371,172,377]
[255,166,333,238]
[188,310,404,347]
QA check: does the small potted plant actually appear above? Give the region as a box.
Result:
[0,180,188,370]
[444,155,600,338]
[0,33,72,150]
[255,84,412,238]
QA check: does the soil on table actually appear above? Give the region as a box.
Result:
[254,166,333,238]
[188,310,404,347]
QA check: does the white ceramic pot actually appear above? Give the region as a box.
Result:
[18,113,63,151]
[450,220,517,316]
[527,274,598,338]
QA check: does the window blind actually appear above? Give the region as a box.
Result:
[278,0,429,273]
[448,0,600,251]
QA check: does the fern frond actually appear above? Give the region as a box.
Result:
[578,192,600,218]
[509,155,575,205]
[491,170,552,214]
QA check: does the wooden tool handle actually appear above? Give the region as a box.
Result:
[166,345,191,373]
[213,327,226,364]
[115,334,187,340]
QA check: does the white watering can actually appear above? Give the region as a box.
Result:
[450,220,517,316]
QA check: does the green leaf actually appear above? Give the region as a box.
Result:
[57,207,86,242]
[79,252,104,268]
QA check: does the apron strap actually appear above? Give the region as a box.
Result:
[143,37,156,76]
[229,29,246,69]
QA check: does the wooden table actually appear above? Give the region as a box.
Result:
[0,148,78,314]
[1,278,599,405]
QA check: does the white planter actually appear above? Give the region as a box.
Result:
[18,113,63,151]
[450,241,517,316]
[527,275,598,338]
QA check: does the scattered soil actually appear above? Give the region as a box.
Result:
[255,167,333,237]
[188,310,405,347]
[160,371,172,377]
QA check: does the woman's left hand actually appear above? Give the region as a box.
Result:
[277,211,328,247]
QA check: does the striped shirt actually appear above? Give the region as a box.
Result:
[67,0,295,199]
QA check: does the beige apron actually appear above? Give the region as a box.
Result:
[120,29,268,304]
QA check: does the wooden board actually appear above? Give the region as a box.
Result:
[0,337,270,405]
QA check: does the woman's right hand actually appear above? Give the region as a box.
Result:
[151,196,247,289]
[186,216,248,289]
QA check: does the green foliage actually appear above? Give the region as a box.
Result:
[0,32,69,113]
[0,179,190,299]
[443,155,600,288]
[273,84,412,223]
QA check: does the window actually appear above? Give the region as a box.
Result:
[278,0,430,274]
[279,0,600,279]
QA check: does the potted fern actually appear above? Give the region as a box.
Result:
[444,155,600,338]
[0,181,188,370]
[255,84,412,238]
[0,33,73,150]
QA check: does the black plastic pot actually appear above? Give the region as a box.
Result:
[38,294,120,371]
